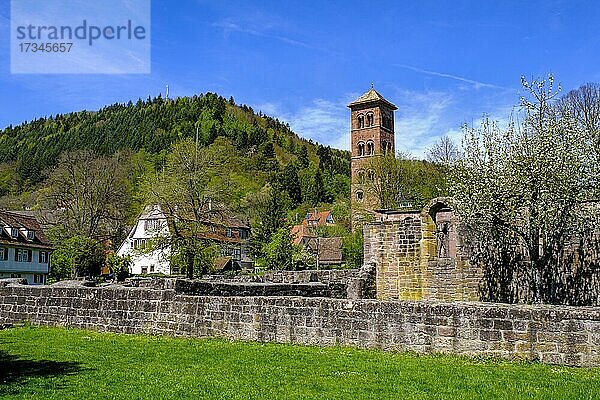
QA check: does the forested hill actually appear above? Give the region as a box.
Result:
[0,93,350,195]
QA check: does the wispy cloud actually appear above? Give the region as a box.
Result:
[393,90,455,157]
[256,97,349,150]
[254,87,517,159]
[212,18,329,52]
[395,64,508,90]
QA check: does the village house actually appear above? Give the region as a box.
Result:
[0,211,53,285]
[117,205,171,275]
[118,204,252,275]
[290,210,335,245]
[197,213,253,271]
[291,210,343,268]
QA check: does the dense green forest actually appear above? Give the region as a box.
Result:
[0,93,348,195]
[0,92,446,277]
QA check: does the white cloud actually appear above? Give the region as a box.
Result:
[255,97,350,150]
[253,88,516,160]
[392,90,454,157]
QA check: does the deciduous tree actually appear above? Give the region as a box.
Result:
[451,75,600,304]
[42,150,132,242]
[426,135,461,165]
[149,138,230,278]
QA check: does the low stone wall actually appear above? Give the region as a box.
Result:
[1,284,600,367]
[174,280,346,298]
[262,269,359,284]
[131,266,375,300]
[201,269,361,286]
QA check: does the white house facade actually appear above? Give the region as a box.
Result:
[117,205,171,275]
[0,212,53,285]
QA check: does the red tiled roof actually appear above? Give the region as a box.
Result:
[291,224,315,245]
[305,211,332,226]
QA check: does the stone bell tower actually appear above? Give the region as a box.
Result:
[348,87,397,224]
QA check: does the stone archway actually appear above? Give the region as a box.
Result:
[364,197,481,301]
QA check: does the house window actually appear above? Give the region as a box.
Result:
[0,247,7,261]
[26,230,35,240]
[133,239,147,250]
[144,219,161,232]
[39,251,49,264]
[15,249,32,262]
[10,228,18,238]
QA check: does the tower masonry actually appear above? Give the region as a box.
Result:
[348,88,397,220]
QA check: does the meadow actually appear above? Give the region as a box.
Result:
[0,326,598,399]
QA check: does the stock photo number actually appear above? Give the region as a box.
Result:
[18,42,74,53]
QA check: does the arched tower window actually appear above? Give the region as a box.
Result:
[366,113,374,127]
[357,169,365,184]
[357,141,365,156]
[381,109,393,130]
[366,141,374,156]
[357,114,365,129]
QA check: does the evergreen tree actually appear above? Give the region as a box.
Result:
[299,145,309,168]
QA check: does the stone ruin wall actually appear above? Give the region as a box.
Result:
[364,198,481,302]
[1,283,600,367]
[159,266,376,300]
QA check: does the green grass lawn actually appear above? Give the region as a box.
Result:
[0,326,599,399]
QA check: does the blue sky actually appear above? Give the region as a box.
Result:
[1,0,599,157]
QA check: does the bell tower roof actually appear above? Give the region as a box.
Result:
[348,87,397,110]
